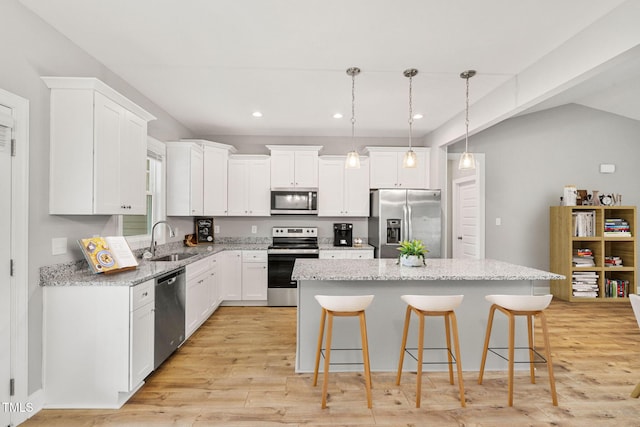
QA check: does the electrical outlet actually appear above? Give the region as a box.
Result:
[51,237,67,255]
[495,218,501,226]
[251,225,257,234]
[214,225,220,233]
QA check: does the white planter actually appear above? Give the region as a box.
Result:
[400,255,424,267]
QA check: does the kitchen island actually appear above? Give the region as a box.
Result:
[292,258,564,373]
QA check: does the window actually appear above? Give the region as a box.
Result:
[119,137,166,249]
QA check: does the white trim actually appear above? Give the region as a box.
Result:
[0,87,31,424]
[41,77,157,122]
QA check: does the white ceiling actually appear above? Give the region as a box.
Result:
[19,0,640,141]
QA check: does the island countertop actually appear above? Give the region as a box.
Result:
[292,258,565,282]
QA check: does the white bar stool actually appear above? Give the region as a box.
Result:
[313,294,375,409]
[478,294,558,406]
[396,295,465,408]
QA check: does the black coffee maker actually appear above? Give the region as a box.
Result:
[333,223,353,247]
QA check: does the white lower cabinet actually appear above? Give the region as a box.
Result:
[185,255,223,338]
[241,250,268,300]
[220,250,243,301]
[43,279,155,408]
[319,249,374,260]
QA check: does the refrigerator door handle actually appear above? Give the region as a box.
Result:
[402,204,408,242]
[407,204,413,241]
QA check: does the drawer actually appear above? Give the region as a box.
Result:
[350,250,374,259]
[319,250,346,259]
[131,279,155,311]
[186,256,211,278]
[242,250,267,262]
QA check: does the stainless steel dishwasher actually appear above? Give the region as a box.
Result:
[154,267,186,369]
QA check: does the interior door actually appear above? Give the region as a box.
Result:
[0,107,12,426]
[453,176,480,259]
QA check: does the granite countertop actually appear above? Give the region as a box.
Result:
[318,244,374,251]
[292,258,565,281]
[40,242,376,287]
[40,243,270,287]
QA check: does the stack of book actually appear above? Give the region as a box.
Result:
[604,278,630,298]
[572,211,596,237]
[604,218,631,237]
[572,271,599,297]
[573,248,595,267]
[604,255,623,267]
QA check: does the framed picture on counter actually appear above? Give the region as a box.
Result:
[195,217,214,244]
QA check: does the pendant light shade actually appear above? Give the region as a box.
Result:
[345,67,361,169]
[459,69,476,170]
[402,68,418,168]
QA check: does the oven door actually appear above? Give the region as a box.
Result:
[267,251,318,306]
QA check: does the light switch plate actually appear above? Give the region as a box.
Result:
[214,225,220,233]
[52,237,67,255]
[251,225,257,234]
[600,163,615,173]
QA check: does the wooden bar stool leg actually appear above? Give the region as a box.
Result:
[478,305,497,384]
[313,308,326,386]
[450,311,466,407]
[321,312,334,409]
[416,311,425,408]
[527,314,536,384]
[444,313,454,385]
[396,305,412,385]
[631,383,640,398]
[359,311,373,409]
[539,311,558,406]
[507,311,515,407]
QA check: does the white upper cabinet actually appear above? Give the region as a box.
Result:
[318,156,370,217]
[267,145,322,189]
[166,140,236,217]
[227,155,271,216]
[43,77,156,215]
[166,141,204,216]
[365,146,430,189]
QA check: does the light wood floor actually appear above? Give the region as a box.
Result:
[24,299,640,426]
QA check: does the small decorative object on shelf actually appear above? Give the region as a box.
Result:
[398,239,428,267]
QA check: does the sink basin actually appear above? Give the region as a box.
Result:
[150,253,197,262]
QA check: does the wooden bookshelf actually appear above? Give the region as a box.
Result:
[550,206,636,302]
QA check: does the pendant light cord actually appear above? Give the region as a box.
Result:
[351,70,356,141]
[408,73,413,150]
[464,73,469,152]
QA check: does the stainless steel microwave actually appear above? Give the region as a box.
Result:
[270,190,318,215]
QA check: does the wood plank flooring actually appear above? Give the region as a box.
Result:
[23,299,640,426]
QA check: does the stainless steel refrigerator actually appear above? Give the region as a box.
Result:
[368,189,442,258]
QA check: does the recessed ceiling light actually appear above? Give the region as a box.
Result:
[413,113,423,119]
[333,113,343,119]
[252,111,263,118]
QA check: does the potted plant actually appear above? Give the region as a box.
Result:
[397,239,428,267]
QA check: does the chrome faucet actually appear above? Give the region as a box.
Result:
[149,221,176,257]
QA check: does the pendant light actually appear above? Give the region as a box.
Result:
[402,68,418,168]
[345,67,361,169]
[459,70,476,170]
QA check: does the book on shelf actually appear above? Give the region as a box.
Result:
[78,236,138,274]
[572,211,596,237]
[604,256,623,267]
[604,278,630,298]
[604,218,631,236]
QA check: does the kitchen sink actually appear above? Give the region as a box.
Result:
[150,253,198,262]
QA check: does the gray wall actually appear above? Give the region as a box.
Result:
[1,0,195,393]
[450,103,640,271]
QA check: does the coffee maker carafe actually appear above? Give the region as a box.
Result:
[333,223,353,247]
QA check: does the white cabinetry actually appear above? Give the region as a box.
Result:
[166,141,204,216]
[130,280,155,388]
[318,156,370,216]
[220,250,243,301]
[267,145,322,189]
[227,155,271,216]
[319,249,374,259]
[241,250,268,301]
[43,77,156,215]
[43,279,155,408]
[166,140,237,217]
[185,255,223,338]
[365,147,430,189]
